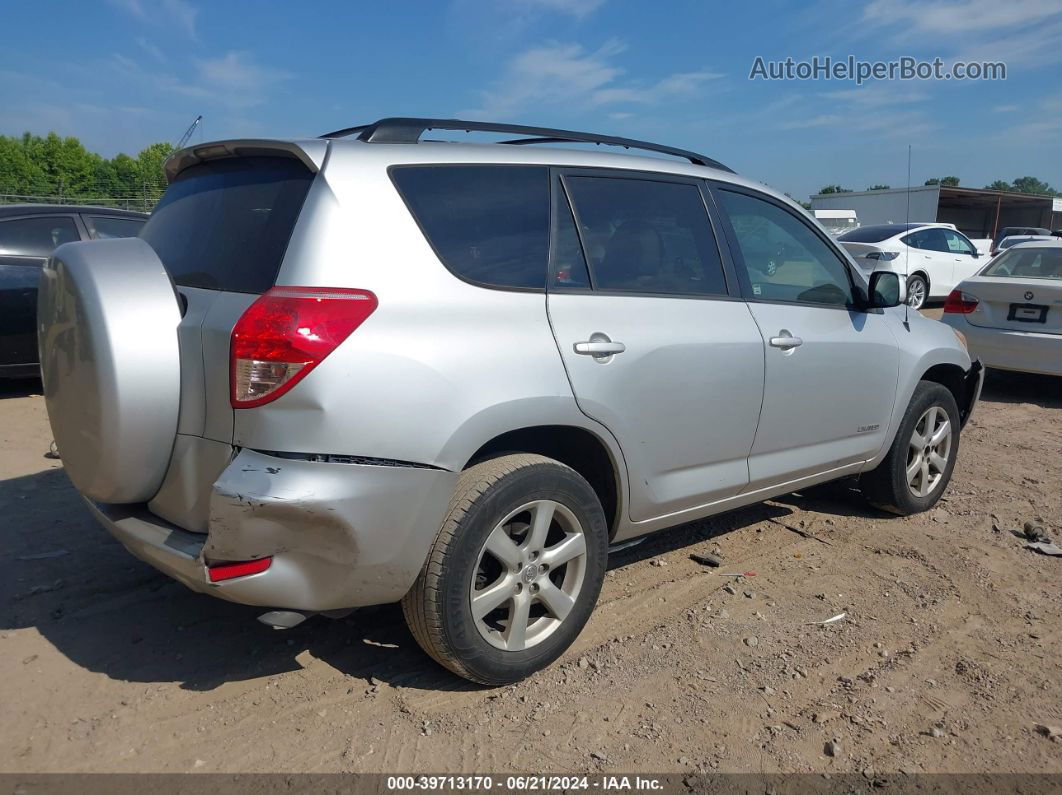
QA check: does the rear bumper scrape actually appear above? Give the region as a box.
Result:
[90,448,458,611]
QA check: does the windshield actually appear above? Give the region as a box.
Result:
[1000,236,1049,250]
[819,218,858,235]
[983,247,1062,279]
[995,227,1050,245]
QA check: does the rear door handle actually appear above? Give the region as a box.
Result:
[574,340,626,356]
[769,333,803,350]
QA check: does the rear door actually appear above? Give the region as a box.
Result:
[546,170,765,522]
[901,227,954,295]
[711,185,899,489]
[138,155,315,529]
[0,214,81,367]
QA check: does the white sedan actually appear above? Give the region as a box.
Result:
[838,223,984,309]
[940,240,1062,377]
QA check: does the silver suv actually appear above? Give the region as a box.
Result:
[38,118,983,685]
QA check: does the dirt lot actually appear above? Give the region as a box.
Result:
[2,333,1061,776]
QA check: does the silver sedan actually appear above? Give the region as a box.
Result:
[941,239,1062,377]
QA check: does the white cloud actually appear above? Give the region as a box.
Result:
[462,39,722,119]
[862,0,1062,68]
[134,37,166,63]
[194,52,291,104]
[863,0,1060,35]
[992,104,1019,113]
[997,94,1062,142]
[521,0,605,17]
[822,84,928,107]
[106,50,289,108]
[780,114,844,130]
[109,0,199,39]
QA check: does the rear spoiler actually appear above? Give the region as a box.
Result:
[163,139,329,183]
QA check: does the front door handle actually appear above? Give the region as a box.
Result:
[574,340,626,356]
[769,332,803,350]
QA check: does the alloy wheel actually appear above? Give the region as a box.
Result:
[906,405,952,497]
[470,499,588,652]
[907,278,926,309]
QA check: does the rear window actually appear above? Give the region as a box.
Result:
[837,225,906,243]
[984,247,1062,279]
[390,165,550,289]
[88,215,144,240]
[141,156,313,293]
[0,216,79,257]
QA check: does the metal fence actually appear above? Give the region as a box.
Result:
[0,191,164,212]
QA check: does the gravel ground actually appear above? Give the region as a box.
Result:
[2,327,1060,776]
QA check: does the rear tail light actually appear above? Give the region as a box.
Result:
[208,556,272,583]
[943,289,979,314]
[865,251,900,261]
[230,286,378,408]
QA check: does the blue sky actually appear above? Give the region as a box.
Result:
[1,0,1060,199]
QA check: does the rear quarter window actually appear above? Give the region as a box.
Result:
[141,156,313,293]
[390,165,550,290]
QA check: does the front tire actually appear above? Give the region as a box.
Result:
[860,381,960,515]
[402,454,608,685]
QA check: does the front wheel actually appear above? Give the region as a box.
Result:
[906,274,928,310]
[860,381,960,515]
[402,454,608,685]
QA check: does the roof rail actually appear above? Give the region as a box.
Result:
[319,117,734,173]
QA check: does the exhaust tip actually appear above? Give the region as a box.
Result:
[257,610,311,630]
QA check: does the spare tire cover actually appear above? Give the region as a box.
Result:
[39,237,181,504]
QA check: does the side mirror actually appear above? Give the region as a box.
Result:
[868,270,904,308]
[971,250,980,258]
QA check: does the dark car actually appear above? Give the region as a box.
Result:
[991,226,1051,255]
[0,205,148,378]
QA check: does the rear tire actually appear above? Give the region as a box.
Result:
[906,274,928,310]
[402,454,608,685]
[860,381,960,515]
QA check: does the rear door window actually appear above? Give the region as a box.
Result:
[903,228,949,252]
[141,156,313,293]
[0,216,80,258]
[390,165,550,289]
[562,175,727,296]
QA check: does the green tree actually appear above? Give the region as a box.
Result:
[1010,176,1059,196]
[984,177,1060,196]
[0,132,176,209]
[867,184,891,191]
[924,176,960,187]
[136,142,175,194]
[818,185,851,194]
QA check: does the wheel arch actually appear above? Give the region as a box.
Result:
[908,269,930,289]
[920,362,980,428]
[466,425,624,538]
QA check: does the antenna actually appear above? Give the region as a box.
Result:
[904,144,911,327]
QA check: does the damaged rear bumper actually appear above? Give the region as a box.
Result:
[88,449,457,611]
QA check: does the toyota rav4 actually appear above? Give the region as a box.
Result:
[38,118,983,685]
